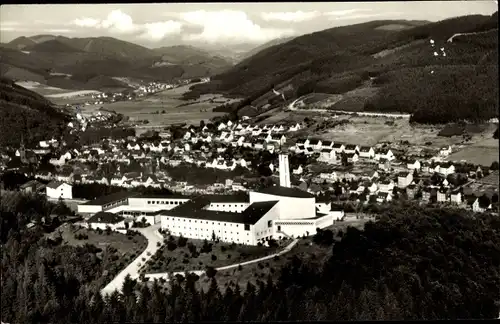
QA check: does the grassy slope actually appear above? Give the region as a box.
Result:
[0,77,69,147]
[185,14,498,123]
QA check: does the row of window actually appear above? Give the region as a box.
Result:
[165,217,251,230]
[168,226,246,236]
[275,222,314,226]
[147,200,183,205]
[172,231,250,243]
[211,204,247,208]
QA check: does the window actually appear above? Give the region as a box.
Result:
[268,220,272,228]
[206,221,208,224]
[148,201,151,204]
[244,224,250,231]
[236,225,239,227]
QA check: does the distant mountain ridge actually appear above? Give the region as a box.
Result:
[1,35,234,91]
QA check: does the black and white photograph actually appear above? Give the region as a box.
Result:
[0,1,499,322]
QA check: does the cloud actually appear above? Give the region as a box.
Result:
[141,21,183,41]
[327,11,403,21]
[179,10,295,44]
[72,10,182,41]
[73,17,101,28]
[43,28,74,34]
[324,9,373,17]
[261,11,321,22]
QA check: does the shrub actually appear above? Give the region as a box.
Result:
[211,254,217,261]
[167,242,177,251]
[206,266,217,278]
[142,257,146,262]
[147,252,151,256]
[257,263,264,270]
[177,235,188,247]
[227,254,231,259]
[238,264,243,271]
[182,258,189,264]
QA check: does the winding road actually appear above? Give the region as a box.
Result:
[101,224,164,296]
[143,237,299,281]
[101,223,299,295]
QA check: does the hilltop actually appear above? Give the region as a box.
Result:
[185,14,498,124]
[0,35,233,92]
[237,36,297,61]
[0,77,69,147]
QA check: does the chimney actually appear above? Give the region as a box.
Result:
[279,154,291,188]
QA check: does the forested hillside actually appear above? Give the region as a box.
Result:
[1,197,499,323]
[185,14,498,124]
[0,77,68,147]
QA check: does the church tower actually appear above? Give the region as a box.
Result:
[278,154,291,188]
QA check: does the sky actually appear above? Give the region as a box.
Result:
[0,2,497,48]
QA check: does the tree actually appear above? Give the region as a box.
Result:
[341,153,348,167]
[206,266,217,278]
[490,161,499,171]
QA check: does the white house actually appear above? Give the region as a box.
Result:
[218,122,227,131]
[344,144,359,154]
[46,181,73,199]
[407,159,421,171]
[288,123,302,132]
[358,146,375,159]
[321,141,334,150]
[332,143,345,153]
[307,139,322,151]
[375,149,395,161]
[438,163,455,176]
[346,153,359,163]
[397,171,413,188]
[439,146,452,157]
[292,165,304,175]
[320,149,336,161]
[377,179,394,193]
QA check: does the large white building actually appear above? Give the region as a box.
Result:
[77,154,343,245]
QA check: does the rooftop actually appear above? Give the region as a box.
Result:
[83,191,138,206]
[88,212,125,224]
[259,186,315,198]
[161,199,278,224]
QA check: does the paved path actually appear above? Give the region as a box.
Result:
[143,238,299,281]
[101,224,164,296]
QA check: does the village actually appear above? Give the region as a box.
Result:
[1,110,498,217]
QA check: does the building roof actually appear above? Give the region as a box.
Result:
[345,144,357,150]
[83,191,138,206]
[88,212,125,224]
[162,198,277,224]
[203,194,249,203]
[359,146,372,152]
[47,181,68,189]
[259,186,315,198]
[20,179,42,189]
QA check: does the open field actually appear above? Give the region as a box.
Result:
[45,90,101,98]
[75,83,237,126]
[445,146,499,166]
[143,236,280,274]
[48,223,147,256]
[15,81,69,96]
